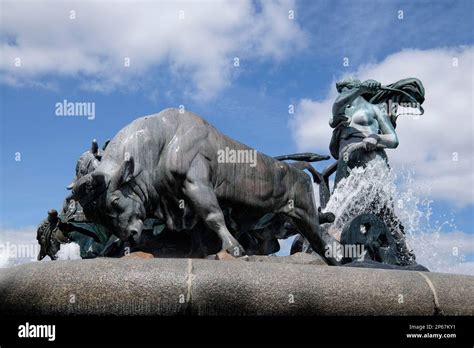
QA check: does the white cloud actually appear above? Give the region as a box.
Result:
[0,0,306,100]
[290,46,474,207]
[0,226,40,267]
[408,230,474,275]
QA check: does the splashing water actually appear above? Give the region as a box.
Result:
[56,242,82,260]
[324,158,396,241]
[322,158,470,274]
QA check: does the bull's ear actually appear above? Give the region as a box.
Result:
[102,139,110,151]
[115,156,135,186]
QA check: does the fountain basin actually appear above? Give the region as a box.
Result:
[0,256,472,316]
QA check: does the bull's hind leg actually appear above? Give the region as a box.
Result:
[183,155,244,257]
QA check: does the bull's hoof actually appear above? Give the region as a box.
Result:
[319,211,335,224]
[215,250,238,261]
[224,244,246,257]
[122,251,154,259]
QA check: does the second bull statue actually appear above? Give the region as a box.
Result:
[70,108,340,264]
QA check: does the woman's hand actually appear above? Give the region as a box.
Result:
[361,79,381,92]
[363,136,378,151]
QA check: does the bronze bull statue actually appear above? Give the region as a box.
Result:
[69,108,340,264]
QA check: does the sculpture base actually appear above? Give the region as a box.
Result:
[0,255,472,316]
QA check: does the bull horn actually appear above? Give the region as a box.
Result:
[91,139,99,156]
[66,176,77,190]
[66,177,77,190]
[102,139,110,151]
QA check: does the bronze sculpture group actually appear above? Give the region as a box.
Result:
[37,77,428,270]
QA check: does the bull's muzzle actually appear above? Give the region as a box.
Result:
[127,219,143,244]
[130,229,141,244]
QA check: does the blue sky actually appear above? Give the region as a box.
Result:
[0,0,473,272]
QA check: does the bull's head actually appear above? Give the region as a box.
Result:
[71,156,145,244]
[66,139,102,190]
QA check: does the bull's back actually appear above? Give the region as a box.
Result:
[199,120,310,211]
[101,108,197,172]
[157,109,311,211]
[102,108,310,211]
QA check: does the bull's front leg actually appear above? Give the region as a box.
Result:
[183,155,245,257]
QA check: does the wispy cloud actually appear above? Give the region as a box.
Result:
[0,226,39,267]
[0,0,306,100]
[298,0,473,67]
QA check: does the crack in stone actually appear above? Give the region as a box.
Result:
[185,258,194,304]
[417,271,444,316]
